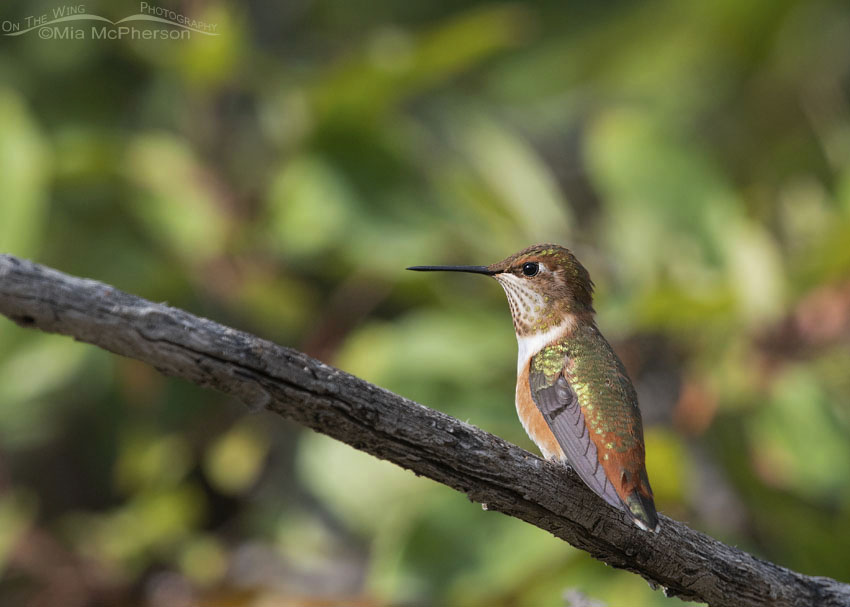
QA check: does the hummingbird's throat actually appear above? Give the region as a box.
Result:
[495,273,565,337]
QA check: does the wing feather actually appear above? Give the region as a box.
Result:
[529,365,622,510]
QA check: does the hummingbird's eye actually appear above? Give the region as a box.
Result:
[521,262,539,277]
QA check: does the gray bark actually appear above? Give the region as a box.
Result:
[0,253,847,607]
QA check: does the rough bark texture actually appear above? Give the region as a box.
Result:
[0,253,847,607]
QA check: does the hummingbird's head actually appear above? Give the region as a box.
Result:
[408,243,594,337]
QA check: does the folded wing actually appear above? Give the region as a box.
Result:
[528,364,623,511]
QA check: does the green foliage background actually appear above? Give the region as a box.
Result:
[1,0,850,605]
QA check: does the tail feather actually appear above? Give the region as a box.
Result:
[624,490,660,532]
[622,469,660,533]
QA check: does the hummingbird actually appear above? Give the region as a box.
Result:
[408,243,659,532]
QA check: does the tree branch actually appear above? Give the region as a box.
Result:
[0,253,847,607]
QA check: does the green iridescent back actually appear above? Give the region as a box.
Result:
[532,324,643,454]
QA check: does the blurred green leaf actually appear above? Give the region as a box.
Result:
[454,113,574,247]
[750,367,850,500]
[178,534,228,586]
[266,154,356,257]
[644,428,690,505]
[587,107,738,276]
[297,432,428,535]
[74,485,205,574]
[115,432,193,494]
[124,133,229,261]
[0,336,94,449]
[0,88,50,259]
[312,5,531,119]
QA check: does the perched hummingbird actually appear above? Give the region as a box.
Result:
[408,244,659,532]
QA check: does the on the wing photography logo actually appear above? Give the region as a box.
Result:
[1,3,219,40]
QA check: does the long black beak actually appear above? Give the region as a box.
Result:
[406,265,496,275]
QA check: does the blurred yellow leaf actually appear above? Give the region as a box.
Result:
[203,418,270,495]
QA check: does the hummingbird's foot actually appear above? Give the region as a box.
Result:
[554,454,573,471]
